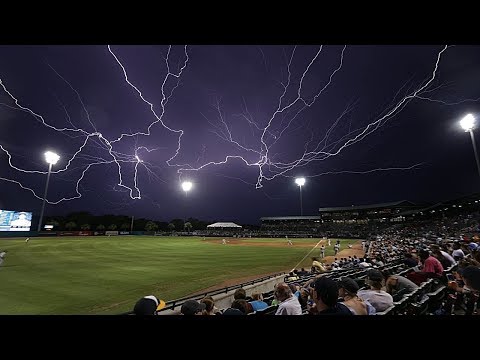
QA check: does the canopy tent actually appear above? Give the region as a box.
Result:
[207,222,242,228]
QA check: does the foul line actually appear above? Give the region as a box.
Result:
[290,239,324,272]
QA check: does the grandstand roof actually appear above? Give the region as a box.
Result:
[260,216,321,221]
[318,200,415,212]
[207,222,242,228]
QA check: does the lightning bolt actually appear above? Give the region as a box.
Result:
[0,44,474,209]
[178,45,451,191]
[0,45,189,204]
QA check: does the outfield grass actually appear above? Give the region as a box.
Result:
[0,236,359,314]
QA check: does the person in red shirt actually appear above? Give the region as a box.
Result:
[419,249,444,276]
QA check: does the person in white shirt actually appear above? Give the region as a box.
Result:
[0,250,7,267]
[274,283,302,315]
[222,239,227,245]
[452,242,465,261]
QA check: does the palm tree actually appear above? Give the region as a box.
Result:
[96,224,106,231]
[120,223,130,231]
[108,224,117,230]
[184,222,192,232]
[168,223,176,232]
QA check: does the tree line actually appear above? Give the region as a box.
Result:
[44,212,212,232]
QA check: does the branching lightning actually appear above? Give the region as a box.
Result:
[1,44,476,208]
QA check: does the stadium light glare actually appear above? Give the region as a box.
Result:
[181,181,193,192]
[295,177,306,187]
[459,113,480,185]
[460,114,475,132]
[294,177,306,216]
[44,151,60,165]
[37,151,60,231]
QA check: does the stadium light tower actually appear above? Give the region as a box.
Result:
[181,181,193,231]
[294,177,306,216]
[460,114,480,182]
[37,151,60,232]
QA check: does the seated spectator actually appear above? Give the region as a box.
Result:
[431,249,453,269]
[452,242,465,261]
[383,271,418,299]
[286,271,299,281]
[231,299,252,314]
[431,245,456,267]
[233,288,247,300]
[310,277,353,315]
[418,249,444,277]
[460,266,480,292]
[249,293,268,311]
[357,269,394,312]
[181,299,206,315]
[338,277,376,315]
[358,258,371,268]
[222,308,244,315]
[200,297,220,315]
[274,282,302,315]
[311,258,326,273]
[297,268,309,276]
[133,295,166,315]
[403,253,418,268]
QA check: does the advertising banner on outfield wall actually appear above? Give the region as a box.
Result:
[78,231,93,236]
[119,231,130,235]
[105,231,119,236]
[94,231,105,236]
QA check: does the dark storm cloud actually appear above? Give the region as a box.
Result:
[1,45,480,224]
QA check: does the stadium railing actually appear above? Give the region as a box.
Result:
[120,271,286,315]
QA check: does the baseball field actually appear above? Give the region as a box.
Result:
[0,236,362,314]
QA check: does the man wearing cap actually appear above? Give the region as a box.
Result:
[338,277,376,315]
[357,269,393,312]
[181,299,206,315]
[310,276,352,315]
[133,295,166,315]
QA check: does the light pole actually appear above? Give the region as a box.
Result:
[37,151,60,232]
[294,177,306,216]
[460,114,480,181]
[181,181,193,231]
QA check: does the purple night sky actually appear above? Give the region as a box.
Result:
[1,45,479,224]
